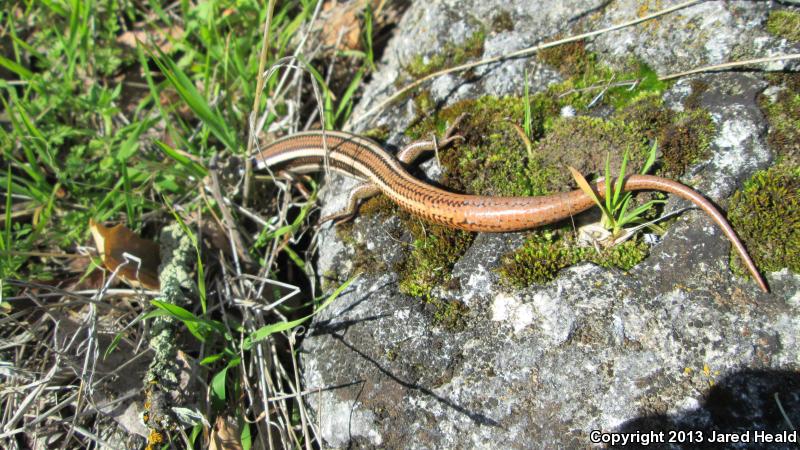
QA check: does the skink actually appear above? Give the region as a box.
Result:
[254,130,769,293]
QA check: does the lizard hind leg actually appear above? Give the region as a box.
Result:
[396,114,467,165]
[319,182,381,225]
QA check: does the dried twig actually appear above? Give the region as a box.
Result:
[244,0,278,207]
[659,53,800,80]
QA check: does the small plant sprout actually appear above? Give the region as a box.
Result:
[569,140,665,245]
[508,69,536,160]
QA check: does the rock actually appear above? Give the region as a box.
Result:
[302,1,800,448]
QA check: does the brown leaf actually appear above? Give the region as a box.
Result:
[209,416,243,450]
[117,26,184,53]
[568,166,603,210]
[89,219,160,290]
[320,0,364,50]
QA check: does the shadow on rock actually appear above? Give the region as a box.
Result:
[331,333,500,428]
[615,369,800,449]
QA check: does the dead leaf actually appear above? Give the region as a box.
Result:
[89,219,161,290]
[117,26,184,53]
[209,416,243,450]
[320,1,364,50]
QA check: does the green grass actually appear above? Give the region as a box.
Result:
[1,1,375,448]
[570,141,663,238]
[1,1,371,291]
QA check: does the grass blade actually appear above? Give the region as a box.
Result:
[3,165,11,258]
[335,68,364,123]
[568,166,604,212]
[211,357,241,404]
[0,55,33,79]
[149,46,241,152]
[302,57,336,129]
[604,153,613,214]
[155,140,208,178]
[244,275,358,349]
[642,139,658,174]
[619,199,666,226]
[362,3,375,69]
[613,149,629,212]
[523,68,532,137]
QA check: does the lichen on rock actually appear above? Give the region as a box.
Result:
[304,1,800,448]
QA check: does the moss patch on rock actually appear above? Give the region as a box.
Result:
[760,74,800,165]
[394,217,473,331]
[727,164,800,276]
[397,221,475,298]
[729,73,800,278]
[426,297,470,331]
[538,41,592,77]
[343,192,472,330]
[498,230,649,287]
[409,96,555,197]
[405,30,486,79]
[491,11,514,33]
[658,109,716,177]
[532,114,652,191]
[767,10,800,42]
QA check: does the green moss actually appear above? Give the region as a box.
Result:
[615,92,716,178]
[409,96,558,197]
[413,89,436,115]
[405,30,486,79]
[537,41,591,77]
[395,217,473,332]
[320,269,338,291]
[760,74,800,164]
[658,109,715,177]
[397,221,475,298]
[591,238,651,271]
[610,63,669,107]
[728,164,800,275]
[767,10,800,42]
[351,188,474,319]
[428,297,469,331]
[498,231,581,285]
[362,126,391,143]
[498,230,649,287]
[616,92,672,141]
[491,11,514,33]
[335,185,471,313]
[532,59,669,120]
[357,193,397,217]
[683,79,709,110]
[532,115,652,191]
